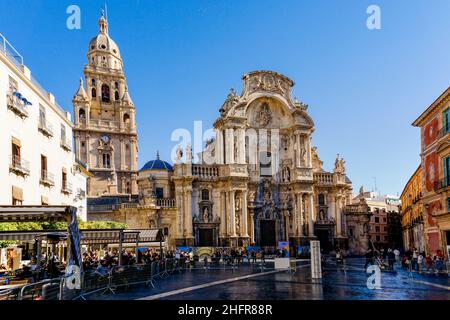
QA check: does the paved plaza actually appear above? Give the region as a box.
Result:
[88,259,450,300]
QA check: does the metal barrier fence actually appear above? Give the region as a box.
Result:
[0,258,185,300]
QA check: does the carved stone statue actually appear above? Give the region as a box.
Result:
[175,145,183,164]
[300,148,306,165]
[257,103,272,127]
[334,154,346,174]
[185,143,192,163]
[203,207,209,223]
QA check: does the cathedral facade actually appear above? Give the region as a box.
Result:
[90,70,355,252]
[169,71,353,250]
[72,15,138,198]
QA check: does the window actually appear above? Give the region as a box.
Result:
[201,189,209,201]
[62,170,67,189]
[375,217,379,223]
[79,108,86,120]
[12,186,23,205]
[41,155,47,180]
[123,113,130,125]
[318,194,325,206]
[155,187,164,199]
[39,105,46,123]
[349,228,354,237]
[101,84,110,102]
[163,227,169,236]
[444,108,449,133]
[91,88,97,98]
[444,156,450,186]
[115,90,120,101]
[11,139,21,164]
[91,79,96,86]
[102,153,111,168]
[61,125,66,142]
[383,217,387,223]
[376,235,380,242]
[114,82,119,89]
[375,226,380,232]
[260,151,272,177]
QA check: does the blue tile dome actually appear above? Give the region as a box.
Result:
[140,151,173,171]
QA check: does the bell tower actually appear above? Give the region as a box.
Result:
[73,12,138,197]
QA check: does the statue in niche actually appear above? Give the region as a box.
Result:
[257,103,272,127]
[300,147,307,165]
[203,207,209,223]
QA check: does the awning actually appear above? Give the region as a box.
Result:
[0,229,163,244]
[0,205,74,222]
[12,186,23,201]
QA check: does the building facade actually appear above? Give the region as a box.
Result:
[89,70,355,252]
[73,14,138,198]
[412,87,450,257]
[400,165,425,252]
[352,189,402,250]
[0,33,88,219]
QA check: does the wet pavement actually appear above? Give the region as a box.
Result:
[88,258,450,300]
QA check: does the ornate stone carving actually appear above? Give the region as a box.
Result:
[257,102,272,127]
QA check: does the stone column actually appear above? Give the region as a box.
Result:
[185,187,193,239]
[226,128,235,164]
[120,138,125,170]
[237,128,246,164]
[215,128,223,165]
[309,193,315,237]
[130,138,137,171]
[230,190,236,237]
[75,134,81,160]
[249,210,255,244]
[86,135,91,167]
[220,192,226,236]
[293,193,298,236]
[242,191,249,237]
[336,195,342,237]
[295,133,301,167]
[306,135,312,167]
[298,193,304,237]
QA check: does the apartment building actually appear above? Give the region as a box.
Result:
[0,33,88,219]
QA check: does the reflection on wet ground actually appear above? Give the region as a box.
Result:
[89,258,450,300]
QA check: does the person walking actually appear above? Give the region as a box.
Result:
[417,252,424,273]
[393,248,400,266]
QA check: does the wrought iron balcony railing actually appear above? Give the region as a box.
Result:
[38,118,54,137]
[60,138,72,151]
[61,182,72,194]
[39,170,55,187]
[9,155,30,176]
[6,91,29,118]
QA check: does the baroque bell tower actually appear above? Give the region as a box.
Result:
[73,13,138,197]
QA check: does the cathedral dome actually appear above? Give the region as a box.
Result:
[140,152,173,171]
[88,15,121,59]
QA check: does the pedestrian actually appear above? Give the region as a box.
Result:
[412,248,419,271]
[393,248,400,266]
[417,252,424,273]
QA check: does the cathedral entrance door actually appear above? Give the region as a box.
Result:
[316,229,332,253]
[260,220,276,247]
[198,229,214,247]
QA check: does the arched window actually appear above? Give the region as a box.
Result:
[114,82,119,89]
[115,90,120,101]
[91,79,96,86]
[102,153,111,168]
[101,84,110,103]
[318,194,325,206]
[91,88,96,98]
[79,108,86,121]
[201,189,209,201]
[123,113,130,125]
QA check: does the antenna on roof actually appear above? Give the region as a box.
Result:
[105,2,108,21]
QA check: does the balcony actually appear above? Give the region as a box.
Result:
[434,178,449,192]
[60,138,72,152]
[38,119,54,137]
[314,172,333,185]
[192,164,219,179]
[156,198,176,208]
[6,91,29,119]
[61,182,72,195]
[438,126,449,140]
[9,155,30,176]
[39,170,55,187]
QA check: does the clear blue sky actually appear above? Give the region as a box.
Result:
[1,0,450,195]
